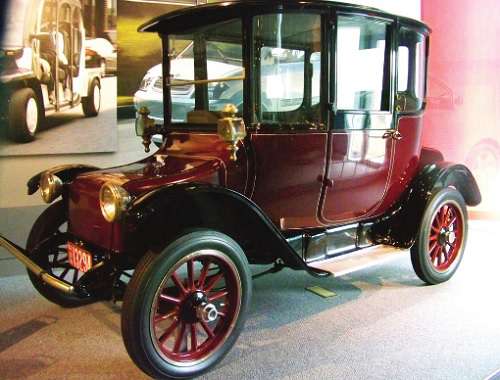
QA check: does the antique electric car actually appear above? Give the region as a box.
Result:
[0,0,102,142]
[0,1,482,379]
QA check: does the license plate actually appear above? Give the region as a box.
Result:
[68,242,93,273]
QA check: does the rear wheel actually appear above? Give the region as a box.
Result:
[122,230,252,379]
[26,201,96,307]
[8,88,41,142]
[82,78,101,117]
[411,188,468,284]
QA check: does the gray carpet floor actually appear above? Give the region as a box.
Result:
[1,221,499,379]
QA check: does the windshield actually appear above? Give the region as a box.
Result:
[1,0,31,48]
[168,18,244,125]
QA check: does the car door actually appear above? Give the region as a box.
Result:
[249,12,329,230]
[320,13,397,224]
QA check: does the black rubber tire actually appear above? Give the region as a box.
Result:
[121,230,252,380]
[410,187,468,285]
[26,201,97,308]
[82,78,101,117]
[8,88,41,142]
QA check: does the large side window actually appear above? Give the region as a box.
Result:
[336,15,390,112]
[254,13,322,125]
[398,27,427,112]
[168,19,243,124]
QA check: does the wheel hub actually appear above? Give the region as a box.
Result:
[179,291,219,324]
[438,229,456,246]
[197,302,219,323]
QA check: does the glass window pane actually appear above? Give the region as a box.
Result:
[261,47,305,112]
[398,27,426,111]
[337,16,389,111]
[168,19,243,124]
[254,13,322,124]
[311,51,321,106]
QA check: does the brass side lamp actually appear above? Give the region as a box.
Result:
[217,104,247,161]
[135,106,162,153]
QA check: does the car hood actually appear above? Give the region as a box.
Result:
[68,132,248,250]
[71,132,248,196]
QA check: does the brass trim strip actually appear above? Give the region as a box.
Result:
[0,236,74,294]
[168,73,245,87]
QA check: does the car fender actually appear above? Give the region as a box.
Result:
[371,161,481,248]
[125,183,324,274]
[27,164,100,195]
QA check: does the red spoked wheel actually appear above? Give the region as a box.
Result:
[122,230,251,379]
[428,203,464,272]
[151,251,241,365]
[411,188,468,285]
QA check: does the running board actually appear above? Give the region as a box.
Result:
[306,245,406,277]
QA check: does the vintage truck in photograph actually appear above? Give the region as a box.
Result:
[0,0,101,142]
[0,1,481,379]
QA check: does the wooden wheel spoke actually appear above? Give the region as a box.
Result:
[430,244,441,260]
[159,294,182,305]
[72,269,79,284]
[187,259,195,291]
[173,322,187,353]
[159,319,179,344]
[171,272,188,295]
[208,290,228,302]
[59,267,70,279]
[429,242,438,256]
[190,324,197,352]
[448,216,457,228]
[197,260,211,289]
[203,272,224,292]
[154,312,176,324]
[200,320,215,338]
[431,225,441,234]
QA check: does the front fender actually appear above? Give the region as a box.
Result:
[371,162,481,248]
[125,183,323,275]
[27,164,100,195]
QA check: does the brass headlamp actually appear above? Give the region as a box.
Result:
[99,182,131,223]
[39,172,63,204]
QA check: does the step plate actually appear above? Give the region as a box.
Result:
[307,245,407,277]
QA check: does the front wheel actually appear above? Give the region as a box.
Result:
[411,188,468,285]
[8,88,42,142]
[121,231,252,380]
[82,78,101,117]
[26,201,97,307]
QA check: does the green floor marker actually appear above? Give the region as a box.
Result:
[305,285,337,298]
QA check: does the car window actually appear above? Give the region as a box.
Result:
[260,47,306,113]
[168,19,244,124]
[337,15,390,112]
[398,27,427,112]
[254,13,322,125]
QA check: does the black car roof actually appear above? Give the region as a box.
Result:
[139,0,430,34]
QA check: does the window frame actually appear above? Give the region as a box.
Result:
[331,12,396,129]
[250,10,329,133]
[395,25,429,114]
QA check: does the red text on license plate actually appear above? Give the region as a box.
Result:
[68,242,93,273]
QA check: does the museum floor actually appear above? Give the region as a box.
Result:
[1,220,500,380]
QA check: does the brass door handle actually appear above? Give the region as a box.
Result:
[382,130,403,141]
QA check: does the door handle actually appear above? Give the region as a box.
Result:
[382,130,403,141]
[317,175,334,188]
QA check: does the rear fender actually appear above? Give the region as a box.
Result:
[371,162,481,248]
[125,183,321,273]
